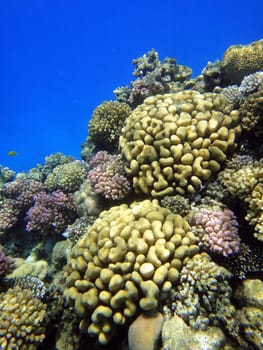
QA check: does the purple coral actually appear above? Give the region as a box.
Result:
[26,190,77,235]
[88,151,131,201]
[195,208,240,257]
[0,250,16,278]
[0,179,44,232]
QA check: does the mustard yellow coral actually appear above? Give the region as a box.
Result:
[222,40,263,83]
[120,91,241,197]
[88,100,131,151]
[64,199,199,345]
[0,286,46,350]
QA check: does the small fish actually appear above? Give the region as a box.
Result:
[7,151,18,157]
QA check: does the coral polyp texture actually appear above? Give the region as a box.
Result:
[195,208,240,257]
[26,190,77,236]
[219,158,263,241]
[88,151,131,200]
[0,249,16,278]
[221,39,263,84]
[173,253,235,331]
[88,100,131,151]
[44,160,88,193]
[0,286,46,350]
[120,91,241,198]
[64,199,199,345]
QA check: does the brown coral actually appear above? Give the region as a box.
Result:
[88,100,131,151]
[120,91,241,197]
[64,199,199,345]
[221,40,263,84]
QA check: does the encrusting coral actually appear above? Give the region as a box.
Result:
[0,286,47,349]
[120,90,241,197]
[64,199,199,345]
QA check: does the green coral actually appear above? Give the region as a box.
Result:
[44,160,88,192]
[64,199,199,345]
[88,101,131,151]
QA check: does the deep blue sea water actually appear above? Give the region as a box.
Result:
[1,0,262,173]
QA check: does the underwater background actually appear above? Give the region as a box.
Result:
[1,0,262,172]
[1,1,263,350]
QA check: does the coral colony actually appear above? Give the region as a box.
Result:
[0,40,263,349]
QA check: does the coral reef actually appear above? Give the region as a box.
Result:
[0,249,16,279]
[173,253,236,332]
[239,84,263,133]
[64,199,199,345]
[26,190,77,236]
[195,208,240,256]
[233,279,263,349]
[44,160,87,193]
[88,101,131,151]
[221,39,263,84]
[3,275,47,299]
[0,286,47,349]
[218,158,263,241]
[1,42,263,349]
[88,151,131,201]
[74,178,104,217]
[222,242,263,280]
[162,313,235,350]
[120,91,241,197]
[114,49,192,108]
[0,165,15,188]
[160,195,190,216]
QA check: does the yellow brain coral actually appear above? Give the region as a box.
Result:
[119,91,241,197]
[64,199,199,345]
[0,286,46,350]
[222,39,263,83]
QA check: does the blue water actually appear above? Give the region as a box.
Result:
[1,0,262,173]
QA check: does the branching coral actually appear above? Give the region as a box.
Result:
[173,253,236,332]
[26,190,77,236]
[195,208,240,257]
[0,249,16,279]
[44,160,88,193]
[88,101,131,151]
[88,151,131,201]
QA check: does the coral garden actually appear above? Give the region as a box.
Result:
[0,39,263,350]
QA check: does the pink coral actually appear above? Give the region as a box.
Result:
[88,151,131,200]
[0,250,16,278]
[195,208,240,257]
[26,190,77,236]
